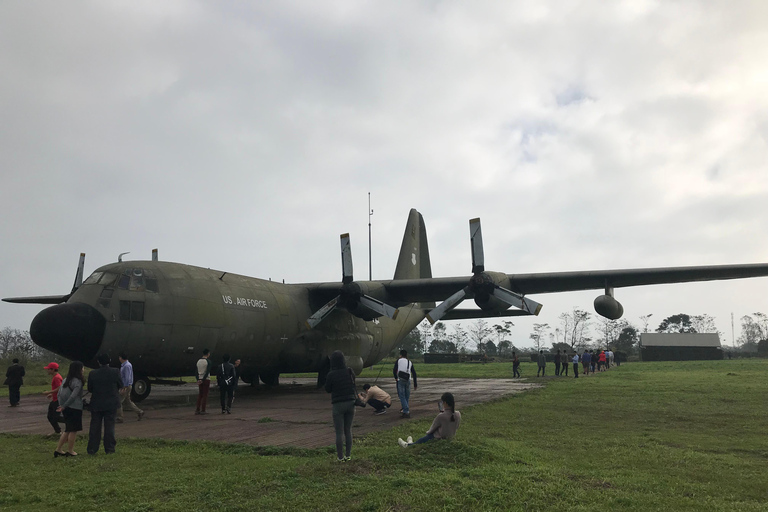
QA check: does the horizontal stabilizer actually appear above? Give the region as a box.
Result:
[2,295,70,305]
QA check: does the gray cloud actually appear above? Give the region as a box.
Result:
[1,0,767,346]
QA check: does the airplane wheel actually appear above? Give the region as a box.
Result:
[131,376,151,402]
[259,371,279,386]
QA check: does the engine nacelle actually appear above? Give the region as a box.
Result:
[474,294,510,313]
[594,295,624,320]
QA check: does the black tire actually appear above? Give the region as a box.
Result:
[259,371,279,386]
[131,376,151,402]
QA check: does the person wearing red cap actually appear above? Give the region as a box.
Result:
[44,362,63,436]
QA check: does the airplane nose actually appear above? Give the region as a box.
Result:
[30,302,106,363]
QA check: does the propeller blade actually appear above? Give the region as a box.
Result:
[492,286,543,315]
[359,295,399,320]
[341,234,353,284]
[306,295,341,329]
[426,288,468,324]
[470,218,484,273]
[71,253,86,294]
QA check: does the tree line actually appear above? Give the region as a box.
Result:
[393,310,768,357]
[0,327,60,362]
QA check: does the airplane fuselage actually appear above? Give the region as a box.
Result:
[31,261,425,388]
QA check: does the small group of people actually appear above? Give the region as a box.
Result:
[324,348,460,462]
[534,348,619,379]
[44,353,133,457]
[194,349,240,415]
[580,349,615,375]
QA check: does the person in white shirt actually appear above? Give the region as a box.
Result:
[393,350,418,418]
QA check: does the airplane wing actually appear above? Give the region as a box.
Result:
[383,263,768,302]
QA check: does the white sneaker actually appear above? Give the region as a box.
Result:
[398,438,408,448]
[407,436,413,444]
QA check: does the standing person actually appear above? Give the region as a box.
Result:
[512,351,521,378]
[43,362,63,436]
[561,351,569,377]
[116,353,144,423]
[589,350,597,374]
[571,352,580,379]
[537,350,547,377]
[54,361,85,457]
[582,349,591,375]
[195,349,212,415]
[554,350,561,376]
[5,358,25,407]
[359,383,391,415]
[86,354,123,455]
[393,349,417,418]
[398,392,461,447]
[324,350,356,462]
[598,350,607,371]
[217,354,236,414]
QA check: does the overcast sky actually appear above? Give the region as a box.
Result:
[2,1,767,349]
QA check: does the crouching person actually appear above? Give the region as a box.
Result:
[398,392,461,447]
[359,384,392,415]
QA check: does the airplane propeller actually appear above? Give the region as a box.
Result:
[306,234,399,329]
[426,218,542,324]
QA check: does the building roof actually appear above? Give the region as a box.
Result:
[640,333,721,348]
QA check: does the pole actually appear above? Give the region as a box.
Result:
[731,312,735,349]
[368,192,373,281]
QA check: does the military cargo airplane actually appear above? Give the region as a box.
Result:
[4,209,768,401]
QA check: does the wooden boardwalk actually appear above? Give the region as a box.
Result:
[0,378,539,449]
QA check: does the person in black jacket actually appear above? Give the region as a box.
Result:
[217,354,237,414]
[324,350,356,462]
[86,354,123,455]
[5,358,25,407]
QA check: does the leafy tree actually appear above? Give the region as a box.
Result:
[0,328,35,359]
[449,325,469,354]
[597,318,628,348]
[656,314,696,333]
[562,308,592,349]
[427,322,456,353]
[395,329,424,357]
[690,314,719,334]
[615,325,639,354]
[467,319,492,354]
[497,340,515,358]
[428,338,457,354]
[483,340,498,357]
[529,323,550,351]
[492,321,514,345]
[737,314,767,351]
[639,314,653,333]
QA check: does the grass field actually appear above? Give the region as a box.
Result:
[1,360,767,511]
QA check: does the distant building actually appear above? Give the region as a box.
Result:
[640,333,722,361]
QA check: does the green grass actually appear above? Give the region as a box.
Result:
[2,360,768,511]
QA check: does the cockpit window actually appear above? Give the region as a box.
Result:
[99,272,118,286]
[115,269,158,292]
[84,272,103,285]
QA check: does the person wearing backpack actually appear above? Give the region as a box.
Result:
[393,349,418,419]
[217,354,237,414]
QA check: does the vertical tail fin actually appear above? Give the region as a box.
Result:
[394,209,432,280]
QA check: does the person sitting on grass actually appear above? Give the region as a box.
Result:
[358,383,392,415]
[398,392,461,447]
